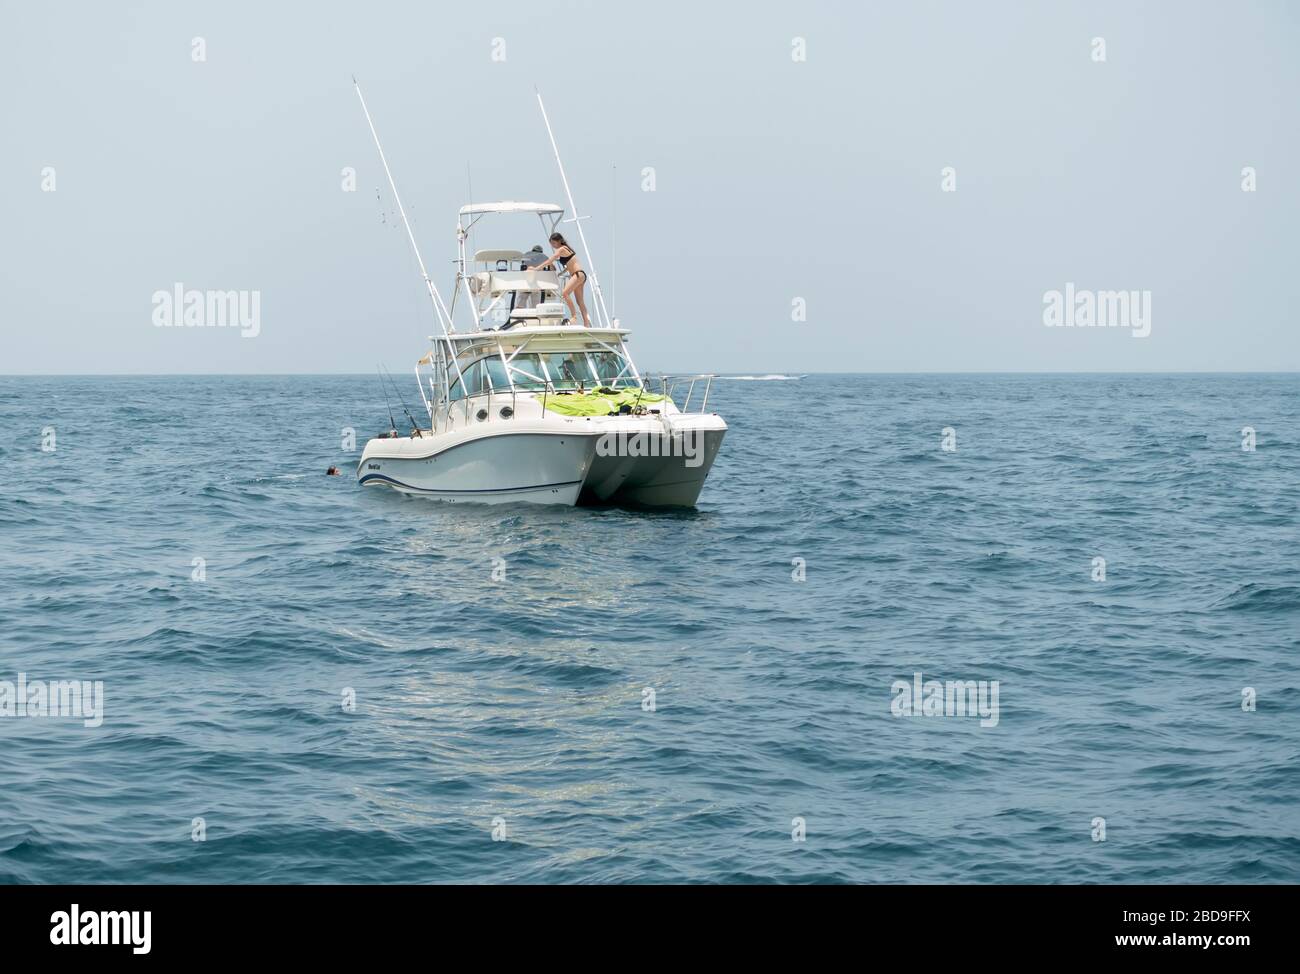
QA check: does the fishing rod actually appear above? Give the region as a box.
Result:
[353,76,454,335]
[536,89,613,330]
[381,364,423,437]
[375,366,398,435]
[354,75,469,406]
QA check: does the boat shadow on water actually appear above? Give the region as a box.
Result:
[360,486,716,522]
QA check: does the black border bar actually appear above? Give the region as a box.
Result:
[0,884,1289,960]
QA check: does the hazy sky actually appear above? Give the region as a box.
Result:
[3,0,1297,374]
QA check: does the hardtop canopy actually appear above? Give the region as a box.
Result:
[458,201,563,216]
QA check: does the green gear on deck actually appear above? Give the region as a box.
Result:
[537,387,670,416]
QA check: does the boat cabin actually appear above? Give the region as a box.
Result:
[396,200,646,428]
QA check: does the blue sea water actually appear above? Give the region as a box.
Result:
[0,373,1297,884]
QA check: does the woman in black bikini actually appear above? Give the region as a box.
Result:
[533,232,590,327]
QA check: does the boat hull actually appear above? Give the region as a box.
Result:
[581,414,727,507]
[357,412,727,508]
[358,429,596,505]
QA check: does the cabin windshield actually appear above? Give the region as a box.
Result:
[445,347,639,398]
[539,353,594,390]
[588,351,637,387]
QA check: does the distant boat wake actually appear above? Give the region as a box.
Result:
[717,374,804,381]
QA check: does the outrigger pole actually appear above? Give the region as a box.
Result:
[354,77,455,336]
[536,90,614,330]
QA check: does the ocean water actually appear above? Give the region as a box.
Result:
[1,373,1297,884]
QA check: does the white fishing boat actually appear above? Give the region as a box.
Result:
[351,83,726,506]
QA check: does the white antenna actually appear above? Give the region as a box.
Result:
[354,77,455,335]
[611,162,617,320]
[536,90,613,329]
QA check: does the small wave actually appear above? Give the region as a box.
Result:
[717,374,804,381]
[1212,583,1300,613]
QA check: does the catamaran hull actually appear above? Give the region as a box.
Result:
[581,416,727,507]
[358,415,727,508]
[358,430,597,505]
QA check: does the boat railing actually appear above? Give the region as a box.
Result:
[437,375,707,425]
[657,374,717,414]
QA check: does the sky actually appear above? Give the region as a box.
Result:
[2,0,1297,374]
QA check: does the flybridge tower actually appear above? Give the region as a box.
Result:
[349,77,727,507]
